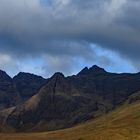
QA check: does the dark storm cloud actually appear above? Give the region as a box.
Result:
[0,0,140,75]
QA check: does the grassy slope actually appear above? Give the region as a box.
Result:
[0,102,140,140]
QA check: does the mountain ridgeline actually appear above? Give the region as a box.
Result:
[0,65,140,132]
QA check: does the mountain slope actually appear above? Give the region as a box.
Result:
[0,65,140,132]
[13,72,47,101]
[0,70,20,109]
[0,70,47,109]
[0,93,140,140]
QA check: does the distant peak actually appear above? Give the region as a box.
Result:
[13,72,32,79]
[16,72,29,76]
[46,72,65,88]
[89,65,106,73]
[77,67,89,75]
[0,69,6,74]
[78,65,107,76]
[13,72,45,80]
[15,72,40,77]
[52,72,65,79]
[90,65,104,70]
[91,65,100,69]
[82,67,89,71]
[0,70,11,80]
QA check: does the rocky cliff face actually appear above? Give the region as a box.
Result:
[0,65,140,132]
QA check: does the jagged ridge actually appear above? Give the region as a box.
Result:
[0,65,140,132]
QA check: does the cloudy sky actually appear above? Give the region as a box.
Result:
[0,0,139,77]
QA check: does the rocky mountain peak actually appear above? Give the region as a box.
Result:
[13,72,46,100]
[77,67,89,75]
[51,72,65,79]
[39,72,65,97]
[89,65,106,74]
[13,72,44,80]
[0,70,12,81]
[78,65,106,76]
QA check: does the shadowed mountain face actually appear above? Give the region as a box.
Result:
[13,72,47,101]
[0,70,20,109]
[0,65,140,132]
[0,71,47,109]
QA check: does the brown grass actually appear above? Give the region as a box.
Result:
[0,102,140,140]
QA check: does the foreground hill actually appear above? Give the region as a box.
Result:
[0,92,140,140]
[0,65,140,132]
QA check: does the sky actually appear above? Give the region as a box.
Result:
[0,0,140,78]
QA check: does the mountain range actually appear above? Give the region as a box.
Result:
[0,65,140,132]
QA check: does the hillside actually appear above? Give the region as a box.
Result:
[0,93,140,140]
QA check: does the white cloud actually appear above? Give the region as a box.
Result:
[0,0,140,76]
[0,53,19,76]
